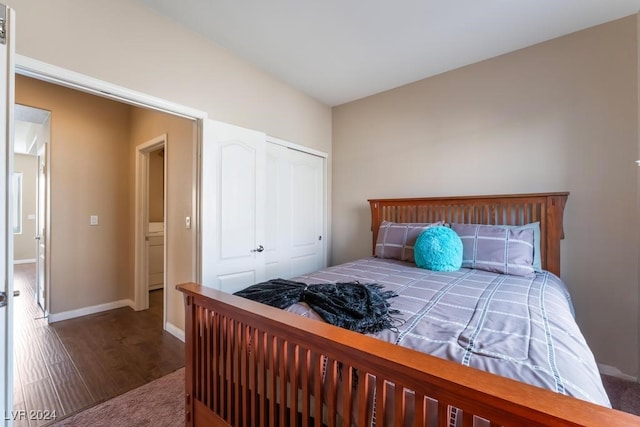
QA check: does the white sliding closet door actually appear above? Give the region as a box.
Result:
[264,143,290,280]
[288,148,324,276]
[265,143,324,280]
[201,120,266,293]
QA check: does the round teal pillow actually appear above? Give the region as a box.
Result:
[414,226,463,271]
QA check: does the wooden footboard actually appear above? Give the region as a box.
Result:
[178,282,639,427]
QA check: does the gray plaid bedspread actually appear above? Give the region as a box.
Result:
[286,257,610,407]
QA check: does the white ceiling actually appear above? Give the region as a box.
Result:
[138,0,640,106]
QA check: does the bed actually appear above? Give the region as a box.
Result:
[177,192,640,426]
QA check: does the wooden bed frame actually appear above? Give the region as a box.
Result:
[178,192,639,426]
[369,192,568,276]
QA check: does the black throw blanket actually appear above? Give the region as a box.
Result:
[234,279,400,334]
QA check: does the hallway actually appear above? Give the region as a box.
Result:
[12,263,184,426]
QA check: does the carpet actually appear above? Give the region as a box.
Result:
[48,368,185,427]
[601,374,640,416]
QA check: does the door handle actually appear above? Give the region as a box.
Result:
[34,235,41,240]
[251,245,264,253]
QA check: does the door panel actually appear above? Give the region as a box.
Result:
[264,143,290,280]
[291,160,319,246]
[217,271,256,294]
[219,143,257,259]
[0,4,15,425]
[201,120,266,292]
[264,144,325,279]
[290,254,318,278]
[288,149,324,276]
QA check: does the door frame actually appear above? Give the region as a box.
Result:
[16,56,206,120]
[11,55,330,326]
[35,140,50,315]
[134,135,167,312]
[14,55,207,338]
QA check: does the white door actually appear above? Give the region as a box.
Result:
[0,4,15,425]
[288,149,324,276]
[35,144,46,311]
[264,144,325,279]
[201,120,266,293]
[264,143,290,279]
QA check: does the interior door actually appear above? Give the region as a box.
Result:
[288,149,324,276]
[201,119,266,293]
[35,144,46,311]
[264,143,325,279]
[264,143,290,279]
[0,4,16,425]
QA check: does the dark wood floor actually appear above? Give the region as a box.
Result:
[12,263,184,426]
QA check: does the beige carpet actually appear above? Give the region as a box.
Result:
[48,368,184,427]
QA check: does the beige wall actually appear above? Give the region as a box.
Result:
[13,153,37,261]
[17,74,196,333]
[6,0,332,330]
[128,109,195,332]
[12,0,636,379]
[6,0,331,153]
[332,17,639,377]
[16,75,133,313]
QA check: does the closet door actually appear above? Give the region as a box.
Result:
[201,120,266,293]
[264,143,290,279]
[289,148,324,276]
[264,143,325,280]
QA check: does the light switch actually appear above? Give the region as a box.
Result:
[185,216,191,229]
[90,215,98,226]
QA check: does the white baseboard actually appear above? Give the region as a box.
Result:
[598,363,638,382]
[165,321,185,342]
[13,259,36,264]
[48,299,135,323]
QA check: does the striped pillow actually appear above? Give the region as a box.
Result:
[375,221,441,263]
[451,223,535,277]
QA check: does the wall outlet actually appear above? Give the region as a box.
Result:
[90,215,98,226]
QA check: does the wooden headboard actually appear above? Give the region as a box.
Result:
[369,192,569,276]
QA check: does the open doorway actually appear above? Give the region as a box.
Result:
[13,104,50,314]
[147,146,165,294]
[12,104,54,421]
[10,74,192,420]
[134,136,167,314]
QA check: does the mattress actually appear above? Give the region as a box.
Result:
[284,256,610,408]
